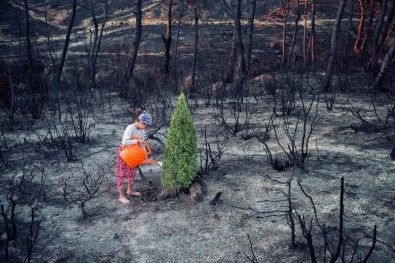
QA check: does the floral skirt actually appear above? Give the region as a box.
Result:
[116,145,137,189]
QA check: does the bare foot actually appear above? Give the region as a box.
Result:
[119,197,130,204]
[127,191,141,197]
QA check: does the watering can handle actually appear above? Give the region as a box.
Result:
[131,136,151,155]
[142,141,152,155]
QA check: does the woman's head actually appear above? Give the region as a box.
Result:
[134,107,152,129]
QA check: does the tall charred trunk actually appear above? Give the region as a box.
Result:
[246,0,256,71]
[57,0,77,82]
[322,0,347,92]
[128,0,142,77]
[191,8,199,93]
[162,0,173,74]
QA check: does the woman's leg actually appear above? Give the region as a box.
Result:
[116,146,131,203]
[126,167,141,196]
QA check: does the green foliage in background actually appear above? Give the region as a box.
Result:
[162,93,198,191]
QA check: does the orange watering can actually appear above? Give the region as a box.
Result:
[120,137,161,168]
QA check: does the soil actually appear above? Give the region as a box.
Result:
[1,90,395,262]
[1,1,395,263]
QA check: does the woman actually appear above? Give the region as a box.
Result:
[116,108,152,204]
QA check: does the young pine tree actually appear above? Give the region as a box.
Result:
[162,93,198,191]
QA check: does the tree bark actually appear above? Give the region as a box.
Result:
[282,1,290,67]
[378,2,395,50]
[246,0,256,71]
[310,0,316,65]
[23,0,33,89]
[359,0,375,62]
[372,44,395,90]
[329,177,344,263]
[57,0,77,82]
[128,0,142,77]
[88,0,99,85]
[322,0,347,92]
[343,0,354,58]
[233,0,246,95]
[302,0,309,65]
[288,0,301,67]
[191,7,199,93]
[371,0,389,77]
[172,13,183,81]
[162,0,173,74]
[354,0,368,57]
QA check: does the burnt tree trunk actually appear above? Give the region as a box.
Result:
[354,0,368,58]
[233,0,246,96]
[310,0,316,65]
[282,1,290,67]
[322,0,347,92]
[88,0,99,85]
[23,0,33,89]
[246,0,256,71]
[288,0,301,67]
[162,0,173,74]
[372,44,395,90]
[329,177,344,263]
[302,0,309,65]
[128,0,142,77]
[360,0,375,63]
[378,2,395,50]
[172,12,183,83]
[371,0,389,78]
[191,7,199,93]
[57,0,77,82]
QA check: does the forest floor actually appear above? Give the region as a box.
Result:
[1,86,395,262]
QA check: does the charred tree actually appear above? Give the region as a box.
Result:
[288,0,301,67]
[282,1,290,67]
[302,0,309,65]
[246,0,256,71]
[378,2,395,50]
[190,7,199,94]
[359,0,375,63]
[57,0,77,82]
[310,0,316,65]
[372,44,395,91]
[354,0,369,58]
[162,0,173,74]
[371,0,389,77]
[232,0,247,96]
[322,0,347,92]
[128,0,142,77]
[88,0,108,86]
[23,0,33,89]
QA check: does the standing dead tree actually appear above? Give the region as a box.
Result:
[294,177,377,263]
[57,164,108,219]
[1,163,47,262]
[240,175,379,262]
[214,93,253,137]
[198,125,227,176]
[245,0,257,72]
[370,0,389,78]
[372,44,395,90]
[222,0,247,96]
[322,0,347,92]
[57,0,77,82]
[88,0,108,86]
[162,0,173,74]
[128,0,142,77]
[288,0,301,68]
[270,90,319,169]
